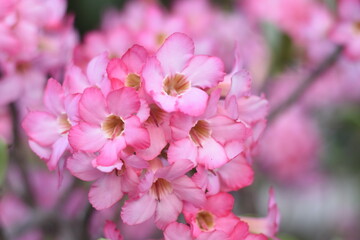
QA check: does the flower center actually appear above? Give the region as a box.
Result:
[146,104,167,126]
[354,21,360,33]
[163,74,190,96]
[150,178,173,201]
[102,115,125,139]
[196,211,215,231]
[58,114,71,135]
[190,120,211,146]
[156,33,167,45]
[125,73,141,90]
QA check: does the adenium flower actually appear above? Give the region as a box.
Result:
[121,159,206,229]
[142,32,225,116]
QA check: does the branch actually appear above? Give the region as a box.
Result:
[267,45,344,124]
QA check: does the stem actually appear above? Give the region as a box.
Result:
[267,45,344,124]
[9,103,36,207]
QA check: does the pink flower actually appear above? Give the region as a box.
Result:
[67,151,146,210]
[121,159,205,229]
[143,32,225,116]
[167,90,250,169]
[22,78,73,170]
[69,87,150,169]
[192,155,254,195]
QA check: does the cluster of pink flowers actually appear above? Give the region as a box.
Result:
[22,31,278,239]
[0,0,77,135]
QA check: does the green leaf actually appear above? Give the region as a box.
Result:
[0,140,8,186]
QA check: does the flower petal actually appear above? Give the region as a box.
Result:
[79,87,108,125]
[68,123,106,152]
[67,152,102,181]
[89,173,124,210]
[197,137,228,169]
[157,33,194,74]
[172,176,206,208]
[177,87,208,116]
[164,222,192,240]
[124,116,150,149]
[107,88,140,118]
[43,78,64,115]
[155,193,183,229]
[121,193,156,225]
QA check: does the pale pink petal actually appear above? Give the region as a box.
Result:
[237,96,269,124]
[177,88,208,116]
[183,55,225,89]
[172,176,206,207]
[153,93,177,113]
[229,221,250,240]
[197,231,229,240]
[64,94,81,123]
[43,78,64,115]
[245,234,268,240]
[202,88,221,119]
[28,140,51,160]
[96,139,125,167]
[47,136,68,170]
[124,154,149,169]
[205,193,234,217]
[124,116,150,149]
[68,123,106,152]
[224,141,244,159]
[121,167,140,197]
[107,58,127,87]
[136,99,150,123]
[87,52,109,86]
[155,193,183,229]
[136,124,167,161]
[121,44,148,73]
[22,111,59,146]
[89,173,123,210]
[209,116,249,144]
[206,172,221,196]
[197,137,228,169]
[157,33,194,74]
[143,56,164,94]
[63,65,89,94]
[167,138,198,165]
[164,222,192,240]
[79,87,108,125]
[104,220,123,240]
[227,70,251,99]
[67,152,102,181]
[121,193,156,225]
[107,88,140,118]
[156,159,195,181]
[170,113,194,141]
[218,155,254,192]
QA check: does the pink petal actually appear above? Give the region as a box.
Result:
[143,56,164,94]
[197,231,229,240]
[170,113,194,141]
[67,152,102,181]
[183,55,225,89]
[205,193,234,217]
[43,78,64,115]
[87,52,109,86]
[172,176,206,207]
[218,155,254,193]
[124,116,150,149]
[120,167,140,197]
[177,88,208,116]
[107,58,127,87]
[155,193,183,229]
[156,159,195,181]
[164,222,192,240]
[104,220,123,240]
[224,141,244,159]
[22,111,59,146]
[157,33,194,74]
[107,88,140,118]
[68,123,106,152]
[136,99,150,123]
[136,124,167,161]
[153,93,177,113]
[121,44,148,73]
[197,137,228,169]
[28,140,51,160]
[209,116,249,144]
[89,173,124,210]
[167,138,198,166]
[47,136,68,170]
[236,96,269,124]
[227,70,252,99]
[121,193,156,225]
[229,221,250,240]
[79,87,108,125]
[95,139,125,167]
[63,65,89,94]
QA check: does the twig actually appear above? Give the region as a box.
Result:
[9,103,36,207]
[267,45,344,124]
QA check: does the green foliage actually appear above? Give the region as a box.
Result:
[0,140,8,187]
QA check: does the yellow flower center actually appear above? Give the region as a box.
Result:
[102,115,125,139]
[163,74,190,96]
[190,120,211,146]
[196,211,215,231]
